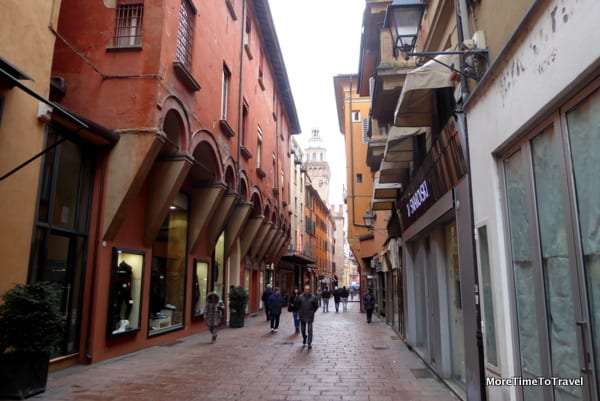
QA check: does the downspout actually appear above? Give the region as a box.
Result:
[85,148,108,362]
[453,1,486,400]
[348,77,358,226]
[236,0,246,194]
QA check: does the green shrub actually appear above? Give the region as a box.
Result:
[227,286,249,313]
[0,282,65,354]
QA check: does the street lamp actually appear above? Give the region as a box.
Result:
[383,0,488,80]
[362,211,375,229]
[382,0,427,59]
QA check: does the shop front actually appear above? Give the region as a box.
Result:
[398,116,474,397]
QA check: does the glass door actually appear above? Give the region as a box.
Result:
[503,82,600,401]
[564,85,600,401]
[30,128,94,357]
[531,126,582,401]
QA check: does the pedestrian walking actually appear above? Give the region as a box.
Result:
[261,284,273,322]
[294,284,319,349]
[288,287,301,333]
[340,286,349,311]
[267,287,284,333]
[333,286,342,312]
[321,286,331,312]
[363,287,376,323]
[204,292,225,343]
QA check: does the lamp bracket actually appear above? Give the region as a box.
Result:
[406,49,489,81]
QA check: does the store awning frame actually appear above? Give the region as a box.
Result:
[394,53,458,127]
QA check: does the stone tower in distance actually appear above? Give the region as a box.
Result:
[305,127,331,203]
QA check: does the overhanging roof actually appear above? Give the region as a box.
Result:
[373,178,402,199]
[383,126,423,163]
[378,126,423,184]
[371,199,395,211]
[394,54,458,127]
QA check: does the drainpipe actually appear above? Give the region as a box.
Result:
[236,0,246,194]
[453,1,486,400]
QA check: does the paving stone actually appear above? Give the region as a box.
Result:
[33,302,459,401]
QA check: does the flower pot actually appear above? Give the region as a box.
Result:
[0,352,50,399]
[229,310,245,328]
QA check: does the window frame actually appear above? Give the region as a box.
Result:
[112,2,144,48]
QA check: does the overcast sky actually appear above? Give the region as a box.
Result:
[268,0,365,206]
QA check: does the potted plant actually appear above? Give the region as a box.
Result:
[227,285,248,328]
[0,281,65,399]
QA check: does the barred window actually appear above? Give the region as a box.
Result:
[221,65,231,120]
[114,3,144,47]
[176,0,196,69]
[362,117,369,144]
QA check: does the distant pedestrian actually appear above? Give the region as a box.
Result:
[204,292,225,343]
[321,286,331,312]
[295,284,319,349]
[288,287,301,333]
[340,286,349,311]
[363,288,376,323]
[333,287,342,312]
[267,287,284,333]
[261,284,273,322]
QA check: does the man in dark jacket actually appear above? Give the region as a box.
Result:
[261,285,273,322]
[295,284,319,349]
[267,287,284,333]
[363,287,376,323]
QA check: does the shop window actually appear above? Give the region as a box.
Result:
[148,193,188,335]
[30,127,94,357]
[192,260,209,317]
[107,249,144,337]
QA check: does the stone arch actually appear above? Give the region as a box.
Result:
[189,129,223,184]
[223,157,237,190]
[250,190,263,217]
[238,171,250,202]
[158,95,191,153]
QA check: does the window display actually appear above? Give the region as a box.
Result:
[148,193,188,334]
[192,260,208,317]
[108,248,144,337]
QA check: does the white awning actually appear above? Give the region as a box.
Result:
[373,178,402,200]
[394,53,458,127]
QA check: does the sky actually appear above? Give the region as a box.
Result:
[268,0,366,206]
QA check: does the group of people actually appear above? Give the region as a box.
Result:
[204,283,377,346]
[262,284,319,348]
[319,286,350,312]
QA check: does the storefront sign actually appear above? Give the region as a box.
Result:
[406,180,430,218]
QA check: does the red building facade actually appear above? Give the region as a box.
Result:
[38,0,300,367]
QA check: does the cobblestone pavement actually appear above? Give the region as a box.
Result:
[33,302,459,401]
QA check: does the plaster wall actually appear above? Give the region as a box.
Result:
[466,0,600,399]
[0,0,61,293]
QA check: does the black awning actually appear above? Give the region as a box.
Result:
[280,252,316,265]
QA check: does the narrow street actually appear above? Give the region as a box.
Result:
[35,303,458,401]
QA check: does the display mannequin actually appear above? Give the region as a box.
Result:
[112,261,133,327]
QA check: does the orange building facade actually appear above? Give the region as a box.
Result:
[0,0,299,369]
